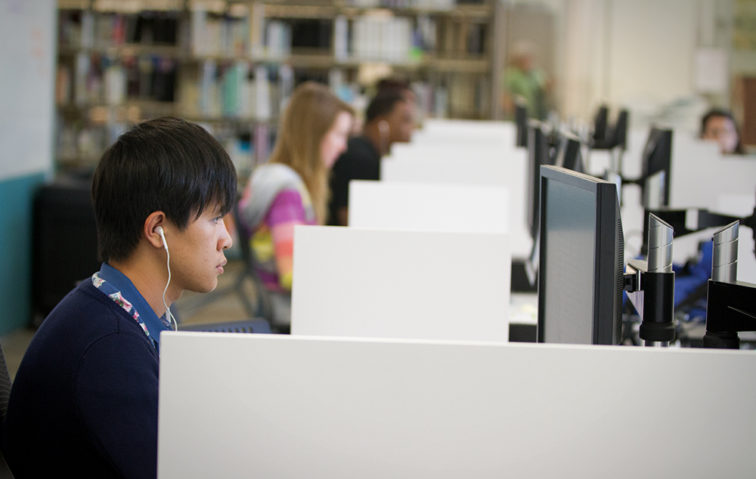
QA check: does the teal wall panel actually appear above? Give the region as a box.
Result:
[0,173,45,334]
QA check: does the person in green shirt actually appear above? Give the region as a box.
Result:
[501,41,549,120]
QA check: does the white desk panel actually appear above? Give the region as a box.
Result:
[415,119,515,144]
[158,333,756,479]
[348,180,509,234]
[670,137,755,209]
[291,226,510,342]
[380,150,531,257]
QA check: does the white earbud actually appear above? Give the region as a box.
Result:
[155,225,177,331]
[156,226,168,251]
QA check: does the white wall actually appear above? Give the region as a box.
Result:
[556,0,725,126]
[606,0,697,108]
[558,0,609,121]
[0,0,55,332]
[0,0,55,180]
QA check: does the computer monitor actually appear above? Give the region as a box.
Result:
[515,100,528,148]
[538,165,625,345]
[640,127,673,208]
[592,105,609,145]
[592,107,629,151]
[526,120,552,239]
[610,109,629,150]
[555,131,584,173]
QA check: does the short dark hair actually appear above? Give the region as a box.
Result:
[92,117,237,262]
[365,91,407,124]
[376,77,411,94]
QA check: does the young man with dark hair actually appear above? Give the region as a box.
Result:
[328,89,415,226]
[4,117,236,478]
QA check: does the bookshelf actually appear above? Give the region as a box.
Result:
[55,0,501,173]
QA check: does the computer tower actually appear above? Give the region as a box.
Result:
[32,180,99,323]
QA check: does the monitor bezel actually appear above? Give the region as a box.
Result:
[640,128,673,208]
[537,165,623,345]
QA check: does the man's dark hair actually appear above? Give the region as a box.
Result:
[376,77,411,94]
[365,91,407,124]
[92,117,237,262]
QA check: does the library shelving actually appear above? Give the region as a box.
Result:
[55,0,502,174]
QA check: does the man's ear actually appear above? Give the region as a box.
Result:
[144,211,167,249]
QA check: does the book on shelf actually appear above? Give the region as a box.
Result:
[265,21,291,59]
[198,59,219,116]
[104,61,127,105]
[74,53,90,105]
[278,64,294,113]
[56,65,71,105]
[254,65,272,121]
[249,2,265,58]
[191,8,250,57]
[333,15,349,61]
[80,11,94,48]
[352,15,413,62]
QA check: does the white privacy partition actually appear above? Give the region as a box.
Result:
[290,226,510,341]
[388,142,516,163]
[414,118,515,144]
[382,146,525,186]
[348,180,509,234]
[380,150,530,257]
[158,333,756,479]
[670,137,755,209]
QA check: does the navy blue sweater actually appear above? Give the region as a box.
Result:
[5,280,160,478]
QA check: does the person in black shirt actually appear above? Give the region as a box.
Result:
[328,89,415,225]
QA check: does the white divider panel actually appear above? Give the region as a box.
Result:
[291,226,510,341]
[670,137,756,209]
[382,146,524,185]
[348,180,509,234]
[414,118,515,144]
[158,333,756,479]
[381,150,530,256]
[388,142,515,163]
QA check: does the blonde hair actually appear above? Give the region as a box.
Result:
[269,82,354,224]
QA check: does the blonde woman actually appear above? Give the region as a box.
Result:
[239,82,353,329]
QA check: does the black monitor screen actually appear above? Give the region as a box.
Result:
[556,132,584,173]
[592,105,609,144]
[640,128,673,208]
[515,101,528,148]
[526,120,552,239]
[611,109,629,150]
[538,166,625,345]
